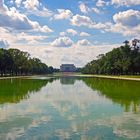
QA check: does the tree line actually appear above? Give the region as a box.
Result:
[82,40,140,75]
[0,48,55,76]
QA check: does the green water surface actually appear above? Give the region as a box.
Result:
[0,76,140,140]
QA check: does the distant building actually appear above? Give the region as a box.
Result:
[60,64,76,72]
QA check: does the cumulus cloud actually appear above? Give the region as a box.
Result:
[60,30,90,37]
[77,39,91,46]
[107,9,140,36]
[15,0,40,9]
[53,9,73,20]
[11,39,120,68]
[70,14,110,30]
[66,29,78,36]
[80,32,90,37]
[96,0,106,7]
[0,27,17,45]
[26,7,53,18]
[113,9,140,27]
[79,3,90,14]
[92,22,112,30]
[17,32,48,44]
[79,3,100,14]
[0,39,9,48]
[23,0,39,10]
[51,37,73,47]
[60,32,66,36]
[0,7,34,30]
[0,4,53,33]
[112,0,140,6]
[70,14,95,28]
[92,8,100,14]
[14,0,53,18]
[70,10,140,37]
[0,27,49,47]
[15,0,22,7]
[38,25,53,33]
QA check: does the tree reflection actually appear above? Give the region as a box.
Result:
[82,77,140,113]
[0,78,55,104]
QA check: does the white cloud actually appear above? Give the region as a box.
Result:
[0,4,53,33]
[79,3,100,14]
[60,30,90,37]
[77,39,91,46]
[38,25,53,33]
[15,0,40,9]
[112,0,140,6]
[51,37,73,47]
[17,32,48,44]
[15,0,22,7]
[0,27,49,46]
[14,0,53,18]
[113,9,140,27]
[60,32,66,36]
[66,29,78,36]
[23,0,39,10]
[92,22,111,30]
[10,37,120,68]
[0,27,16,45]
[107,9,140,36]
[70,14,110,31]
[92,7,100,14]
[70,10,140,37]
[0,39,9,48]
[79,3,90,14]
[96,0,106,7]
[26,7,53,18]
[53,9,73,20]
[70,14,95,28]
[0,0,8,11]
[80,32,90,37]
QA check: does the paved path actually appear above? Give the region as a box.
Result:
[74,74,140,81]
[0,76,31,79]
[93,75,140,81]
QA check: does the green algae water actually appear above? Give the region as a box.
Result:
[0,76,140,140]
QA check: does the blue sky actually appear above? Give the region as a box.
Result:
[0,0,140,67]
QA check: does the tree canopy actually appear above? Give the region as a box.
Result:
[0,48,54,76]
[82,40,140,75]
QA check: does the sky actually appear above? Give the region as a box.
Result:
[0,0,140,68]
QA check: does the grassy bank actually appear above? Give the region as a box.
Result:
[73,74,140,81]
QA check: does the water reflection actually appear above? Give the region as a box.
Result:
[0,76,140,139]
[82,77,140,113]
[60,77,76,85]
[0,78,54,104]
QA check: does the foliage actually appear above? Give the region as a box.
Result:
[82,77,140,112]
[82,44,140,75]
[0,48,54,76]
[0,78,55,104]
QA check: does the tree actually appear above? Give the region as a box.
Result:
[0,48,54,76]
[82,40,140,75]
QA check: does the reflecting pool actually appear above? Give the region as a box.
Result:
[0,76,140,140]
